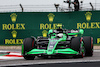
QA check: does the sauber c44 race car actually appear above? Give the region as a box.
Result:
[22,28,93,60]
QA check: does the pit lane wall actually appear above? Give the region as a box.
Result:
[0,11,100,45]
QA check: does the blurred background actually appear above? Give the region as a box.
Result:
[0,0,99,12]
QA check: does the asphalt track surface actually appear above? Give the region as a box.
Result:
[0,50,100,67]
[13,62,100,67]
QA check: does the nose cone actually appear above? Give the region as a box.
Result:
[47,50,54,55]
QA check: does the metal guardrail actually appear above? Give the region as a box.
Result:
[0,4,56,12]
[0,3,100,12]
[59,3,100,12]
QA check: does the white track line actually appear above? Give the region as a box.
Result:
[0,56,23,60]
[94,50,100,52]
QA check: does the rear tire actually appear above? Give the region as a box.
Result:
[22,38,36,60]
[83,36,93,56]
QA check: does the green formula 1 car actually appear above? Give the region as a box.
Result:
[22,28,93,60]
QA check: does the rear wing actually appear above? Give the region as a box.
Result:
[68,29,84,35]
[48,29,84,36]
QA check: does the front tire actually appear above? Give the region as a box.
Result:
[70,37,85,58]
[24,55,35,60]
[22,38,36,60]
[70,37,81,51]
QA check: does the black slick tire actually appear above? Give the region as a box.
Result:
[22,38,35,60]
[70,37,81,51]
[71,37,85,58]
[83,36,93,56]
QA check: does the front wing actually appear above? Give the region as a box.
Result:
[26,48,79,55]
